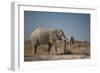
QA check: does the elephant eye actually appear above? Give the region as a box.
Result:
[59,31,62,35]
[57,31,60,34]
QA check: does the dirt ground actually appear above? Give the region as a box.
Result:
[24,40,90,61]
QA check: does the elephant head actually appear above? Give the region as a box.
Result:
[56,29,66,41]
[49,29,66,41]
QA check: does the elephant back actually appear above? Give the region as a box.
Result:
[31,28,50,44]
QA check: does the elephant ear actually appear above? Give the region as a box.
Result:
[49,29,58,42]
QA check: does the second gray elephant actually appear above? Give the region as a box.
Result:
[31,28,67,55]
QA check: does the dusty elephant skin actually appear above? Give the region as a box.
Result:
[31,28,67,55]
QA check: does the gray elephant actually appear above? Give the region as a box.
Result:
[31,28,66,55]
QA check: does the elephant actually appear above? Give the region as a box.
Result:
[31,28,67,55]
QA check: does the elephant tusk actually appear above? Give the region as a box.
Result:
[61,37,66,41]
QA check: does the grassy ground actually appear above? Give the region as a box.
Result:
[24,40,90,61]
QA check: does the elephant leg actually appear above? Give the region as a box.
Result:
[48,43,52,54]
[34,46,37,55]
[31,44,34,56]
[32,45,37,56]
[31,39,35,56]
[54,41,57,55]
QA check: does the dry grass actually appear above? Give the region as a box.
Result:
[24,40,90,61]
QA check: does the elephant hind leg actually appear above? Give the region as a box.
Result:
[48,43,52,54]
[32,45,38,56]
[34,46,37,55]
[31,38,38,56]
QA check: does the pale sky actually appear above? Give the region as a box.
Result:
[24,11,90,42]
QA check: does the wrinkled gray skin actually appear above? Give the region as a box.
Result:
[31,28,66,55]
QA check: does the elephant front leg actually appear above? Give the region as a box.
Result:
[48,43,52,55]
[54,41,57,55]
